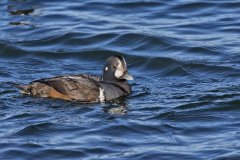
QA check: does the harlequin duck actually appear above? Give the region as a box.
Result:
[15,55,134,102]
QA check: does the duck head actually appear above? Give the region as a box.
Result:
[102,55,134,82]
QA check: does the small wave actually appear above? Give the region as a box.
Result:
[0,149,29,160]
[130,83,151,99]
[185,46,222,56]
[0,70,11,77]
[32,149,87,159]
[170,2,215,11]
[76,1,166,11]
[0,41,30,58]
[203,100,240,112]
[156,110,226,123]
[13,122,54,136]
[3,112,48,122]
[175,102,210,111]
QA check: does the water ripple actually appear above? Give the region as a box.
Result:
[0,0,240,159]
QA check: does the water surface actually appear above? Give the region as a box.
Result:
[0,0,240,159]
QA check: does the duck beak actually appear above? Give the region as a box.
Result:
[122,72,134,80]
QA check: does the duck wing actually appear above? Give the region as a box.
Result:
[31,75,101,102]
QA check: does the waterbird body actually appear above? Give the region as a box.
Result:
[15,56,134,102]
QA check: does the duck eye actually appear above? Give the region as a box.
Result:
[113,66,117,69]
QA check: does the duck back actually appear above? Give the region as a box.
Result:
[21,75,101,102]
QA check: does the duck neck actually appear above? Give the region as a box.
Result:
[101,77,131,94]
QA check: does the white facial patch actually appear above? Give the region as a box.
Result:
[114,59,124,78]
[105,67,108,71]
[115,69,123,78]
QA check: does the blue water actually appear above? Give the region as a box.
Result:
[0,0,240,159]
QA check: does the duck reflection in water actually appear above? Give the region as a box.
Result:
[103,101,128,115]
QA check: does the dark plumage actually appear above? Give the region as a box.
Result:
[15,56,134,102]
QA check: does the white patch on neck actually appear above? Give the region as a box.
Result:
[99,87,105,102]
[105,67,108,71]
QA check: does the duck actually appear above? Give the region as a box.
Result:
[14,55,134,103]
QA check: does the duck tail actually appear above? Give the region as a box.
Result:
[6,82,24,89]
[6,82,30,94]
